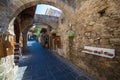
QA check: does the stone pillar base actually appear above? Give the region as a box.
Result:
[14,43,21,65]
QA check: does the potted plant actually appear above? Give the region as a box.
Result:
[67,30,75,38]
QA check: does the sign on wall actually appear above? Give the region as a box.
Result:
[82,46,115,58]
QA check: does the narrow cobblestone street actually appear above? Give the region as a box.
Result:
[14,40,93,80]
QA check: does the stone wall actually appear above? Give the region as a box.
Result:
[34,14,59,28]
[0,55,14,80]
[0,2,15,78]
[74,0,120,80]
[56,0,120,80]
[0,34,15,80]
[54,21,69,58]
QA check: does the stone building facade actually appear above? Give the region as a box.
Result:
[0,0,120,80]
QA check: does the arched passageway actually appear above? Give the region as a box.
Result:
[12,2,79,80]
[12,3,92,79]
[0,0,75,78]
[0,0,120,80]
[12,0,74,54]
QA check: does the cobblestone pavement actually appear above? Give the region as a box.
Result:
[14,40,94,80]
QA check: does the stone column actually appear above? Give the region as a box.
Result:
[22,32,28,52]
[14,43,21,65]
[14,16,21,65]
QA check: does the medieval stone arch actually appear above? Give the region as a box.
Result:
[10,0,75,22]
[9,0,75,53]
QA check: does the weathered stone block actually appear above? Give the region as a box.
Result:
[0,63,5,74]
[84,32,91,37]
[85,26,93,32]
[0,58,5,64]
[110,38,120,44]
[113,30,120,38]
[100,38,110,45]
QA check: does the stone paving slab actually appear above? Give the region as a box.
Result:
[14,41,94,80]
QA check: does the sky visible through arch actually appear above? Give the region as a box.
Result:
[35,4,61,14]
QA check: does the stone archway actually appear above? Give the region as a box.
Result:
[22,23,53,52]
[9,0,75,22]
[10,0,75,59]
[10,0,76,58]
